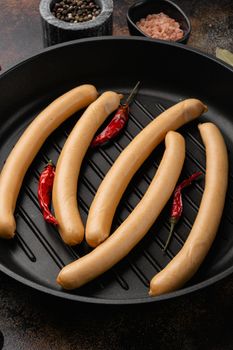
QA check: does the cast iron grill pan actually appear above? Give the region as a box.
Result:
[0,37,233,305]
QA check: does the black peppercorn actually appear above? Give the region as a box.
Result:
[52,0,101,23]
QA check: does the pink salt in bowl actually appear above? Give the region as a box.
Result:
[127,0,191,44]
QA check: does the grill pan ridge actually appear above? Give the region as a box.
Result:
[0,37,233,305]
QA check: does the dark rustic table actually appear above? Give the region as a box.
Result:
[0,1,233,349]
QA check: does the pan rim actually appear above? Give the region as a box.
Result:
[1,35,233,79]
[0,35,233,305]
[0,261,232,305]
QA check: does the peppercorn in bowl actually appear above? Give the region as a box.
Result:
[39,0,113,46]
[52,0,101,24]
[127,0,191,44]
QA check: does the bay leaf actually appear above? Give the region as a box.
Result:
[216,47,233,67]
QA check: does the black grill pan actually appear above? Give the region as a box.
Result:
[0,37,233,305]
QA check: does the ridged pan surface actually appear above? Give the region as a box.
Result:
[0,37,233,305]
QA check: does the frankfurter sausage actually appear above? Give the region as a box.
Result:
[86,99,207,247]
[0,84,98,239]
[57,131,185,289]
[149,122,228,297]
[52,91,122,245]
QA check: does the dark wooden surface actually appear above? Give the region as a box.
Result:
[0,1,233,349]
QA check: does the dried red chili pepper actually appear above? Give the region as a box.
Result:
[38,160,58,226]
[91,81,140,147]
[163,171,202,251]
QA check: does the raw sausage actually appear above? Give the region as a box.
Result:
[52,91,122,245]
[0,84,98,239]
[149,122,228,296]
[57,131,185,289]
[86,99,207,247]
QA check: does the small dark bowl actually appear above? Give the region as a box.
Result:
[127,0,191,44]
